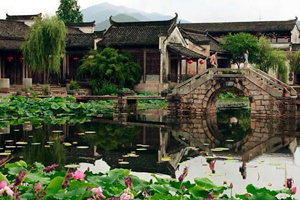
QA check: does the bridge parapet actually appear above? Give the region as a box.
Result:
[168,68,298,118]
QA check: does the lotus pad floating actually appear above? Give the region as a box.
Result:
[276,166,286,170]
[16,142,28,145]
[5,140,14,143]
[268,163,281,166]
[44,145,51,148]
[65,164,80,168]
[226,140,234,142]
[205,156,217,159]
[119,161,129,165]
[137,144,150,148]
[47,141,54,144]
[161,157,171,161]
[78,133,85,136]
[14,129,20,132]
[123,153,139,158]
[224,159,239,162]
[211,148,223,152]
[64,143,72,147]
[136,148,147,151]
[6,146,16,148]
[31,143,41,146]
[203,143,210,146]
[214,148,229,151]
[72,142,78,145]
[52,130,63,133]
[178,162,188,166]
[85,131,96,134]
[0,152,11,156]
[76,146,89,149]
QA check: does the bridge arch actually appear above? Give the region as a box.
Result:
[204,79,251,114]
[168,68,297,118]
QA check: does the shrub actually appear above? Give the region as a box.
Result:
[42,84,50,95]
[93,82,118,95]
[77,48,141,92]
[69,81,80,90]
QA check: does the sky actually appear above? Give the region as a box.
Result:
[1,0,300,22]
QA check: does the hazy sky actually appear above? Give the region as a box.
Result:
[1,0,300,22]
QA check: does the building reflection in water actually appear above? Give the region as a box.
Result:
[0,109,299,180]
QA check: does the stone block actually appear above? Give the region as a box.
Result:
[251,103,256,110]
[255,101,261,106]
[261,101,269,106]
[253,96,263,100]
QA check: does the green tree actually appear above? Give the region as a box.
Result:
[22,16,67,83]
[77,48,142,95]
[256,37,288,82]
[221,33,259,68]
[288,49,300,73]
[56,0,83,23]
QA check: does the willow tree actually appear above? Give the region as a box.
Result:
[22,16,67,83]
[256,37,288,82]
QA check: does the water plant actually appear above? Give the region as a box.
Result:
[0,160,296,199]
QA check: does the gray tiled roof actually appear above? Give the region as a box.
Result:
[0,38,23,50]
[179,28,220,52]
[0,19,29,39]
[66,33,95,49]
[98,14,178,47]
[179,18,298,34]
[168,43,206,59]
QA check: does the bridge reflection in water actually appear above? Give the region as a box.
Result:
[0,109,299,196]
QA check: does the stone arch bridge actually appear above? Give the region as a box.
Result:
[168,68,298,118]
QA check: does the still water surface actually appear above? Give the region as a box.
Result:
[0,109,299,198]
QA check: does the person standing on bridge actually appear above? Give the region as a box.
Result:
[243,49,249,69]
[210,52,218,68]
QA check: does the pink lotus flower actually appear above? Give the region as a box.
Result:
[120,192,133,200]
[91,186,106,199]
[292,187,297,195]
[0,185,13,196]
[72,170,86,181]
[4,186,13,196]
[0,181,7,189]
[36,183,42,191]
[120,188,134,200]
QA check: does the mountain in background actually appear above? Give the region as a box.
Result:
[96,14,139,31]
[81,2,189,31]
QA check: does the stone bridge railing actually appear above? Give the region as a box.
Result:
[171,68,297,98]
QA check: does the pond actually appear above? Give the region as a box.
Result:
[0,108,299,198]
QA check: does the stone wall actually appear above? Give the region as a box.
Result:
[168,76,297,118]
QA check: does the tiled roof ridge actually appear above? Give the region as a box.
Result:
[0,19,28,25]
[180,18,298,26]
[109,13,178,27]
[6,13,41,20]
[179,26,208,35]
[65,21,96,27]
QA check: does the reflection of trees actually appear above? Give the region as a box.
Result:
[77,123,141,151]
[217,109,251,141]
[18,128,66,169]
